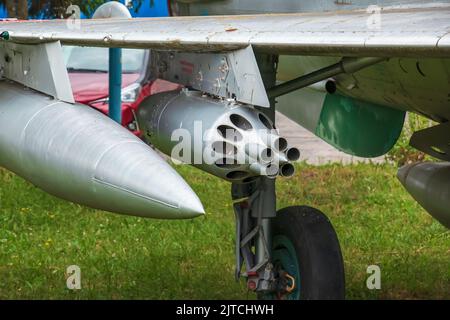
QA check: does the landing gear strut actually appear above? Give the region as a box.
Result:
[232,181,345,300]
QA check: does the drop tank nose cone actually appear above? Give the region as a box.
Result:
[396,162,450,229]
[179,193,206,217]
[396,162,419,186]
[0,81,203,220]
[87,137,205,219]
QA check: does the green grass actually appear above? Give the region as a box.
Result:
[0,163,448,299]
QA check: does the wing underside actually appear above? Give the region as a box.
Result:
[1,4,450,57]
[1,4,449,159]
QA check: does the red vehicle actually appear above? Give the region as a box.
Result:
[63,46,180,136]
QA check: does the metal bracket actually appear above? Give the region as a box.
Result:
[151,46,270,108]
[0,41,74,103]
[267,56,386,99]
[410,121,450,161]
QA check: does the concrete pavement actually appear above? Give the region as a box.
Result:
[275,111,385,165]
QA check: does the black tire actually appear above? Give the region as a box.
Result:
[270,205,345,300]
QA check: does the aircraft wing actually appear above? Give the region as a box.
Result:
[1,4,449,159]
[1,4,450,57]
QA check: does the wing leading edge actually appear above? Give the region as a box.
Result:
[1,5,450,57]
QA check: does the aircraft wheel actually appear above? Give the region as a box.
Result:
[269,205,345,300]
